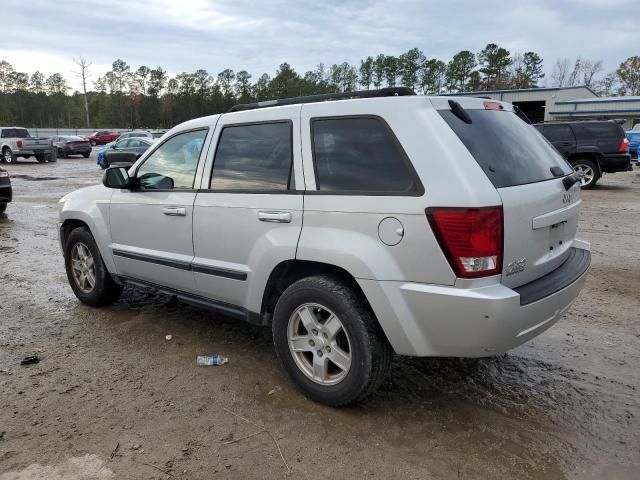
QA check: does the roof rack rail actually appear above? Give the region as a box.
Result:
[227,87,416,113]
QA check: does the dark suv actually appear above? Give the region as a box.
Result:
[534,120,631,188]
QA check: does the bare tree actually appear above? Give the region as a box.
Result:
[73,57,92,127]
[582,60,603,89]
[566,57,582,87]
[551,58,570,87]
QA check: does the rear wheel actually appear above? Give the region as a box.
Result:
[272,275,392,407]
[83,152,90,158]
[64,227,123,306]
[36,154,46,163]
[2,148,16,164]
[0,203,6,214]
[572,159,600,189]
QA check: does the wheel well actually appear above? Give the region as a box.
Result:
[567,153,602,174]
[60,219,90,248]
[260,260,376,325]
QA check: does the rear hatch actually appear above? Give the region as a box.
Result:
[433,97,579,288]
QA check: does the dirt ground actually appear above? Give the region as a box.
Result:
[0,153,639,480]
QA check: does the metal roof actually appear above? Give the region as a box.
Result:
[440,86,598,96]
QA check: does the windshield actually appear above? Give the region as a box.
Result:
[439,109,572,188]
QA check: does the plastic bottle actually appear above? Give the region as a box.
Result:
[196,355,228,366]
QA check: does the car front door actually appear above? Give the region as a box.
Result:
[192,106,304,317]
[108,127,213,293]
[544,124,575,158]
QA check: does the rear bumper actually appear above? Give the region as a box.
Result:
[358,245,591,357]
[600,153,631,173]
[62,146,92,154]
[16,148,53,156]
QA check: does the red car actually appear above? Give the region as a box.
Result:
[86,131,120,146]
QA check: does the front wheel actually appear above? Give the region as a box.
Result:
[573,159,600,189]
[64,227,123,306]
[2,148,16,163]
[272,275,392,407]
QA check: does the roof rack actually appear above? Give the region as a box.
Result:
[227,87,416,113]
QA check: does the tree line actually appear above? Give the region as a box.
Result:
[0,43,639,129]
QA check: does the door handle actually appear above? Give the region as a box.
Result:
[162,207,186,216]
[257,210,292,223]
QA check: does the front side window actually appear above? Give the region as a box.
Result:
[137,129,208,190]
[210,122,292,191]
[311,117,419,193]
[544,124,574,142]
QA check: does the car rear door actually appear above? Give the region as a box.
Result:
[434,99,580,288]
[108,127,212,293]
[191,105,304,315]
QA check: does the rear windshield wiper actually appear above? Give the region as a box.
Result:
[448,100,472,124]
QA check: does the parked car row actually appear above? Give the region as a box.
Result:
[0,127,168,165]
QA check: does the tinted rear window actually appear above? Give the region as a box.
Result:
[439,109,572,188]
[311,117,420,193]
[1,128,30,138]
[578,122,621,139]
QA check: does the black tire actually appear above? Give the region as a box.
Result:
[57,149,67,159]
[83,152,90,158]
[2,148,17,164]
[35,154,46,163]
[572,158,600,189]
[64,227,123,307]
[272,275,392,407]
[0,203,6,214]
[47,153,57,163]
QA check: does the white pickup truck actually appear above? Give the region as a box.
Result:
[0,127,56,163]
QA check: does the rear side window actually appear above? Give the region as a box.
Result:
[210,122,292,191]
[439,110,572,188]
[311,117,420,193]
[578,122,621,139]
[544,124,574,142]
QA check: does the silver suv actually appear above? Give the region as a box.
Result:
[58,88,591,406]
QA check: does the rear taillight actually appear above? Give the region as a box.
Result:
[16,140,23,148]
[426,207,503,278]
[619,137,629,153]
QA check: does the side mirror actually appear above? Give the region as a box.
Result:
[103,166,137,189]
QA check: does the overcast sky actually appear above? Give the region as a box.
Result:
[1,0,637,91]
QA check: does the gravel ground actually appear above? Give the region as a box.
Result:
[0,153,639,479]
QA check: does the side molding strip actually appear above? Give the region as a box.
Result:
[112,249,248,281]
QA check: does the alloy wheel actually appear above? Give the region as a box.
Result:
[287,303,352,385]
[574,164,594,186]
[71,242,96,293]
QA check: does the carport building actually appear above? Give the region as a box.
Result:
[442,86,640,129]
